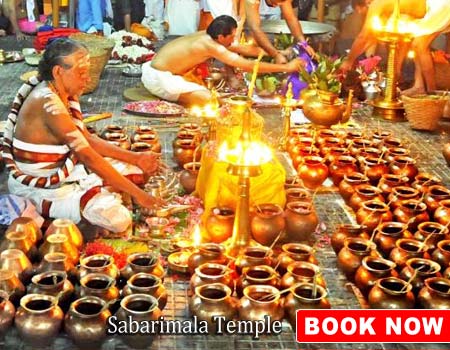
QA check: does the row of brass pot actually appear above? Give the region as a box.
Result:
[101,124,162,153]
[0,291,162,349]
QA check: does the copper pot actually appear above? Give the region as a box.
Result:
[368,277,415,309]
[345,130,364,143]
[101,124,125,139]
[0,290,15,335]
[297,155,329,189]
[434,199,450,226]
[0,248,33,283]
[239,285,284,321]
[0,230,36,260]
[331,224,368,254]
[424,185,450,215]
[291,145,319,169]
[389,238,428,271]
[284,201,319,243]
[116,294,162,349]
[28,271,74,310]
[349,138,374,157]
[431,240,450,271]
[316,129,338,146]
[337,237,377,281]
[79,254,119,280]
[189,283,238,333]
[414,221,449,251]
[374,222,410,257]
[393,200,429,232]
[349,184,384,211]
[104,132,131,150]
[133,133,161,152]
[329,155,358,186]
[287,127,312,153]
[132,125,156,142]
[412,173,442,193]
[236,265,279,297]
[187,243,227,274]
[39,233,79,264]
[388,187,420,210]
[418,277,450,309]
[318,136,343,157]
[280,261,326,290]
[444,143,450,166]
[389,156,418,182]
[338,173,369,203]
[361,157,389,185]
[205,207,235,243]
[78,273,120,307]
[354,256,397,296]
[6,216,42,245]
[190,263,234,294]
[400,258,441,294]
[324,146,350,165]
[372,130,392,143]
[356,200,393,234]
[285,188,311,204]
[384,137,403,149]
[284,283,330,328]
[179,162,201,194]
[45,218,84,249]
[251,203,285,246]
[384,147,410,164]
[130,142,153,152]
[123,273,167,310]
[0,269,25,306]
[378,174,410,198]
[173,139,200,167]
[64,296,111,348]
[276,243,317,275]
[121,252,165,280]
[180,122,202,136]
[234,246,273,274]
[15,294,64,346]
[284,176,304,190]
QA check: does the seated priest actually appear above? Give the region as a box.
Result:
[141,15,304,106]
[2,38,165,233]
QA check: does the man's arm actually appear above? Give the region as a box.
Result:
[229,42,267,57]
[3,0,25,40]
[280,0,305,43]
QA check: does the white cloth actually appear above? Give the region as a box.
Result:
[200,0,236,19]
[26,0,35,22]
[141,61,208,101]
[145,0,165,20]
[164,0,200,35]
[409,0,450,36]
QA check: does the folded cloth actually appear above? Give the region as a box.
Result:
[0,194,44,227]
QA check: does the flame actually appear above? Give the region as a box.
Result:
[218,140,273,166]
[407,50,415,59]
[190,104,218,118]
[372,14,419,36]
[191,224,202,247]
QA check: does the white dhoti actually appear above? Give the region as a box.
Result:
[141,62,208,101]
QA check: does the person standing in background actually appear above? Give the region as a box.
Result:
[164,0,200,35]
[76,0,106,34]
[198,0,239,30]
[113,0,145,31]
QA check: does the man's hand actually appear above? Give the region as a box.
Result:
[135,192,166,210]
[304,44,316,58]
[285,58,304,72]
[135,152,164,177]
[274,52,288,64]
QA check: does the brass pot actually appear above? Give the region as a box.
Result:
[393,200,429,232]
[280,261,326,290]
[235,246,273,274]
[388,187,420,210]
[374,222,409,257]
[324,146,350,165]
[389,238,428,271]
[190,263,234,294]
[239,285,284,321]
[0,290,15,335]
[36,252,76,280]
[384,137,403,149]
[0,248,33,283]
[349,184,384,211]
[116,294,162,349]
[284,283,330,328]
[291,144,320,169]
[131,142,153,152]
[423,185,450,214]
[368,277,415,309]
[64,296,111,349]
[251,203,285,246]
[189,283,238,333]
[303,91,351,127]
[187,243,227,274]
[0,230,36,261]
[101,124,125,139]
[284,201,318,243]
[431,240,450,271]
[331,224,368,254]
[337,237,377,281]
[236,265,279,297]
[205,207,235,243]
[338,173,369,203]
[285,188,311,204]
[418,277,450,309]
[79,254,120,280]
[179,162,201,194]
[0,269,25,306]
[389,156,419,182]
[104,132,131,150]
[329,155,358,187]
[378,174,410,198]
[28,271,74,310]
[276,243,317,275]
[384,146,410,164]
[6,217,42,245]
[412,173,442,193]
[132,133,161,153]
[15,294,64,346]
[131,125,156,143]
[297,155,329,189]
[123,273,167,310]
[372,130,392,143]
[121,252,165,280]
[78,273,120,308]
[45,218,84,249]
[399,258,441,294]
[414,221,449,251]
[174,139,200,167]
[349,138,375,157]
[39,233,79,264]
[434,199,450,226]
[354,256,397,296]
[356,200,393,234]
[360,157,389,185]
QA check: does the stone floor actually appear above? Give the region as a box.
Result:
[1,35,450,350]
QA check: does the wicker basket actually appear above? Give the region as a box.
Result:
[435,62,450,90]
[69,32,115,55]
[401,94,448,131]
[83,48,109,94]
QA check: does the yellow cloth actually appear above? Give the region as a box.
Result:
[131,23,157,41]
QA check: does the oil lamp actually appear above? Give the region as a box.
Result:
[280,83,296,151]
[189,90,220,141]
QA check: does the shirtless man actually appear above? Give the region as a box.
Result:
[2,0,40,40]
[3,38,164,232]
[142,15,304,106]
[244,0,315,63]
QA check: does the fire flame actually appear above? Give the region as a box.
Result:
[190,103,218,118]
[191,224,202,247]
[372,15,419,36]
[218,140,273,166]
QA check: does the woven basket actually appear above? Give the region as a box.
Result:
[401,94,448,131]
[83,48,109,94]
[435,62,450,90]
[69,32,115,54]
